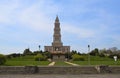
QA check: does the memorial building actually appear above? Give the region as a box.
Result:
[44,16,70,61]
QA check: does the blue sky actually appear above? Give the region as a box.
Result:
[0,0,120,54]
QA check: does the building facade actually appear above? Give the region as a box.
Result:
[44,16,70,56]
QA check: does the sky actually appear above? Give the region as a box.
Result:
[0,0,120,54]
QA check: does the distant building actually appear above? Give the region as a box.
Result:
[44,16,70,61]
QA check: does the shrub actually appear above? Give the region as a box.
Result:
[0,54,6,65]
[72,54,85,61]
[44,51,52,59]
[90,48,99,56]
[34,54,46,61]
[23,48,32,55]
[99,53,105,57]
[109,54,120,59]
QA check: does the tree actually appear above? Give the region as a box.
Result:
[33,51,42,55]
[109,47,118,52]
[72,54,85,61]
[0,54,6,65]
[8,53,21,58]
[71,50,78,55]
[99,53,105,57]
[44,51,52,59]
[65,52,72,59]
[23,48,32,55]
[34,54,46,61]
[90,48,99,56]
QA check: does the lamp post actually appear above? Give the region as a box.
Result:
[38,45,40,51]
[67,52,69,61]
[88,45,90,65]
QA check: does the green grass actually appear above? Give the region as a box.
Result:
[89,56,113,61]
[3,55,120,66]
[4,55,50,66]
[5,61,50,66]
[8,55,35,61]
[71,55,120,66]
[72,61,120,66]
[80,55,113,61]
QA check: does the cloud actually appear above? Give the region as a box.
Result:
[0,0,20,24]
[62,24,95,38]
[0,0,59,31]
[0,0,61,54]
[0,0,120,54]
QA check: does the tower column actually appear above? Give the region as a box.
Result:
[52,16,63,48]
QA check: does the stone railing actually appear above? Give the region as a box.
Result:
[0,66,120,74]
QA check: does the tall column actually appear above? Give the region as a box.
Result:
[52,16,63,47]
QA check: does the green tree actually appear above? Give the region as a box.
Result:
[71,50,78,56]
[23,48,32,55]
[65,52,72,59]
[34,54,46,61]
[90,48,99,56]
[33,51,41,55]
[72,54,85,61]
[44,51,52,59]
[99,53,105,57]
[0,54,6,65]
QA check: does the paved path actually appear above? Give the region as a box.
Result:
[0,74,120,78]
[48,61,55,66]
[65,61,79,66]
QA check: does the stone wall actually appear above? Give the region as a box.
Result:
[38,66,98,74]
[109,66,120,74]
[0,66,25,74]
[0,66,120,74]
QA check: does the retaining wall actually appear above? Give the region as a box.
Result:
[0,66,120,74]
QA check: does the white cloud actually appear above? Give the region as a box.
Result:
[0,0,20,24]
[0,0,59,31]
[62,23,95,38]
[0,0,120,54]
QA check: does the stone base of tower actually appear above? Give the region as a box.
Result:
[52,53,66,61]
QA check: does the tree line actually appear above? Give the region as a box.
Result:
[0,47,120,65]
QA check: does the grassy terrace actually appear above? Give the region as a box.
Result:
[71,61,120,66]
[4,55,50,66]
[2,55,120,66]
[71,55,120,66]
[5,61,50,66]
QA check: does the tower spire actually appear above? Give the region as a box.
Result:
[52,16,62,46]
[55,15,59,23]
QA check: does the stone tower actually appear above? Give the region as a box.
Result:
[44,16,70,61]
[52,16,63,51]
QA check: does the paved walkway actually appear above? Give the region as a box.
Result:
[48,61,55,66]
[0,74,120,78]
[65,61,79,66]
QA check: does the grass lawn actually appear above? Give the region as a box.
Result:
[71,55,120,66]
[3,55,120,66]
[8,55,35,61]
[5,61,50,66]
[4,55,50,66]
[71,61,120,66]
